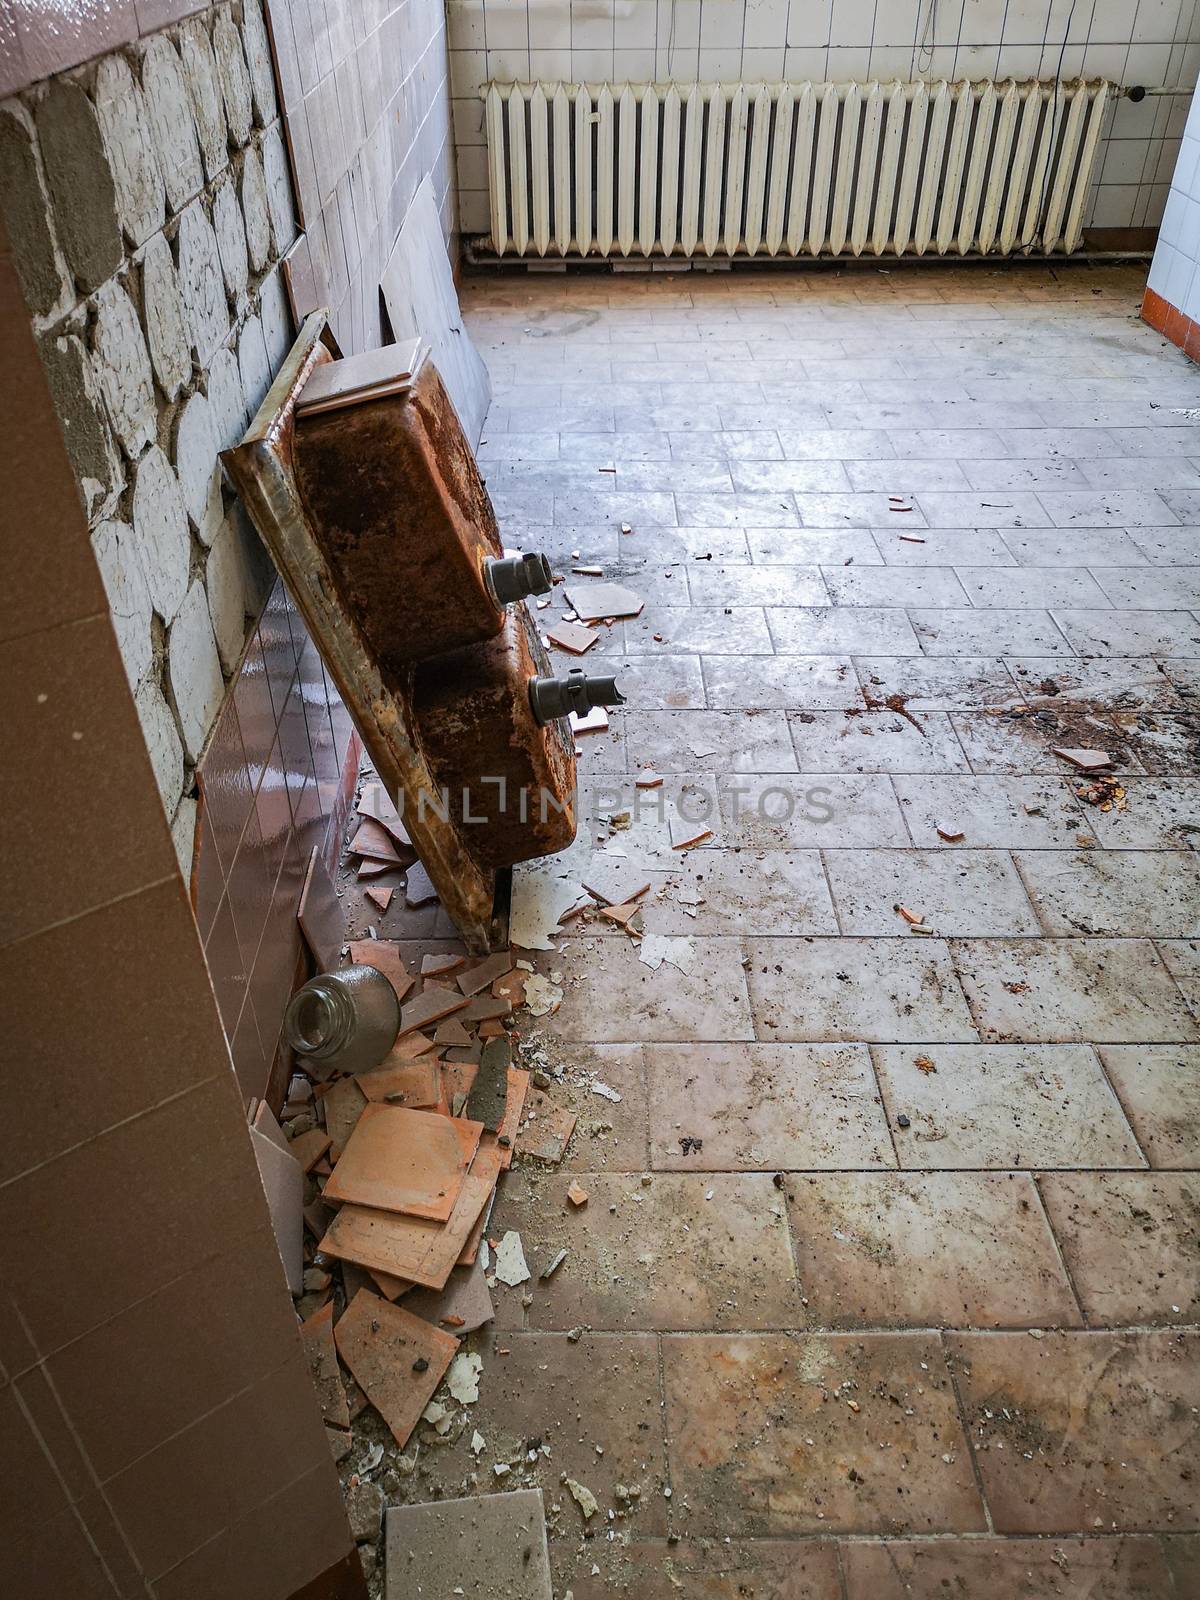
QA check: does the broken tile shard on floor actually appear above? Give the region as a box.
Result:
[384,1490,552,1600]
[324,1105,482,1221]
[300,1301,350,1430]
[333,1288,458,1450]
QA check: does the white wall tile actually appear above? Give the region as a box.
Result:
[486,0,530,49]
[828,0,877,48]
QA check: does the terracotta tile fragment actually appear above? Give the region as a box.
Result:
[547,620,598,654]
[287,1128,332,1172]
[492,970,527,1006]
[399,985,469,1036]
[320,1147,504,1288]
[422,953,465,976]
[357,782,412,849]
[461,994,511,1023]
[514,1105,577,1164]
[386,1030,440,1061]
[402,1257,494,1336]
[333,1289,458,1450]
[368,1269,412,1301]
[433,1016,473,1046]
[456,951,515,996]
[299,1301,350,1429]
[324,1105,482,1221]
[364,886,394,913]
[321,1076,367,1159]
[350,818,403,863]
[356,1056,442,1108]
[566,1181,588,1208]
[348,940,414,1005]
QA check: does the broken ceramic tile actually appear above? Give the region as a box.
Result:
[571,706,609,736]
[668,811,713,850]
[583,861,652,907]
[493,1230,530,1287]
[402,1257,494,1335]
[422,952,465,976]
[324,1105,482,1221]
[399,985,469,1036]
[405,861,439,906]
[515,1105,577,1165]
[351,818,404,864]
[250,1125,303,1295]
[333,1289,458,1450]
[384,1491,552,1600]
[566,1181,589,1208]
[547,620,599,654]
[321,1076,368,1159]
[356,1056,442,1108]
[565,581,644,621]
[365,886,394,913]
[348,940,415,1005]
[358,782,413,851]
[320,1147,504,1290]
[287,1127,333,1172]
[1052,747,1113,772]
[456,951,515,996]
[300,1300,351,1429]
[509,869,581,950]
[464,1035,512,1132]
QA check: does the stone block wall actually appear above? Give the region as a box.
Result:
[0,0,300,875]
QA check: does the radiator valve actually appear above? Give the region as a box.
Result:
[528,668,626,725]
[485,552,554,604]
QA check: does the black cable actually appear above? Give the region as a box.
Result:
[1020,0,1081,253]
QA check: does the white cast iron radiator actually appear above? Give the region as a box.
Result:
[480,78,1112,261]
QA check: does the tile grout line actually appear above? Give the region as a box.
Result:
[941,1330,997,1537]
[1031,1169,1090,1328]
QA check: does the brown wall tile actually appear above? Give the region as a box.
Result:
[6,1501,117,1600]
[0,614,177,946]
[44,1225,305,1483]
[0,876,227,1187]
[104,1353,337,1581]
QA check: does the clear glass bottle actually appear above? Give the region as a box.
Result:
[283,964,400,1076]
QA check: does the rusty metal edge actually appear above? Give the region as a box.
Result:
[221,310,501,954]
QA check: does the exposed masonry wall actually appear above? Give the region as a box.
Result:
[0,0,298,874]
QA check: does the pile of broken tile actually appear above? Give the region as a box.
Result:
[252,781,590,1584]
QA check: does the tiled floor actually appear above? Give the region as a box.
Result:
[389,262,1200,1596]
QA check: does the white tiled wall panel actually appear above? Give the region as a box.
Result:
[450,0,1200,237]
[1147,71,1200,317]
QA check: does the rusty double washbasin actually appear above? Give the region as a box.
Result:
[289,339,621,872]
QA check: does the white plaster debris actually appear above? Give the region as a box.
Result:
[523,973,564,1016]
[565,1479,599,1521]
[508,867,581,951]
[590,1081,623,1104]
[637,934,696,975]
[447,1351,483,1404]
[470,1430,486,1455]
[493,1231,531,1287]
[131,446,191,622]
[93,279,156,457]
[141,233,192,402]
[141,35,204,213]
[421,1401,453,1435]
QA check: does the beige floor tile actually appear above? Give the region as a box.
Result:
[402,1331,667,1535]
[1039,1172,1200,1325]
[786,710,970,774]
[544,935,754,1042]
[823,848,1039,935]
[872,1043,1144,1169]
[948,1330,1200,1532]
[646,1042,895,1171]
[491,1169,799,1330]
[951,938,1200,1043]
[1098,1045,1200,1168]
[620,708,799,773]
[746,937,976,1042]
[518,1043,649,1172]
[840,1535,1177,1599]
[662,1333,985,1534]
[569,1538,842,1600]
[785,1172,1080,1329]
[640,850,837,936]
[1016,850,1200,938]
